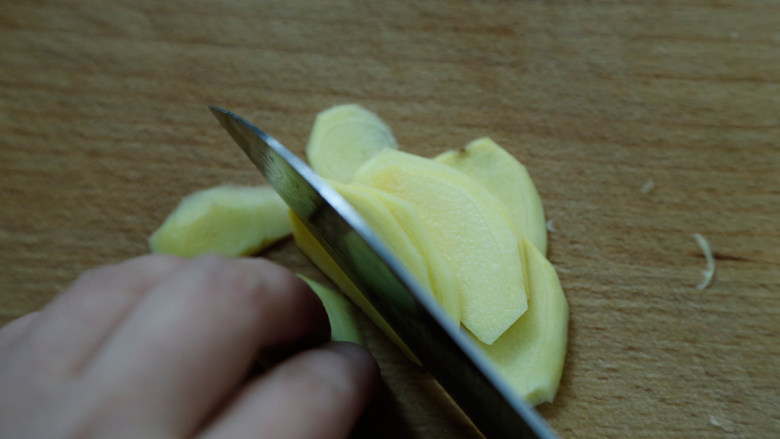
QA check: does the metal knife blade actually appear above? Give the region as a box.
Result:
[209,106,557,439]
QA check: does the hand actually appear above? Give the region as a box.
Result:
[0,255,379,438]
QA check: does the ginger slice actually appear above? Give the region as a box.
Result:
[436,137,548,255]
[333,182,461,324]
[299,275,362,344]
[306,104,398,183]
[149,185,292,257]
[473,239,569,406]
[353,149,527,345]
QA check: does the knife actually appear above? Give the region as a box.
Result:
[209,106,558,439]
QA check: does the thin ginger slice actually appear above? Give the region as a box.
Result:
[306,104,398,183]
[353,149,527,345]
[473,239,569,406]
[149,185,292,257]
[436,137,548,255]
[299,275,363,344]
[333,181,461,324]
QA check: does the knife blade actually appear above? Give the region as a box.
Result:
[209,106,557,439]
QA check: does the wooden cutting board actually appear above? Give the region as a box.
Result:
[1,1,777,437]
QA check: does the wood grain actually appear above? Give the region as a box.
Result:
[1,1,778,437]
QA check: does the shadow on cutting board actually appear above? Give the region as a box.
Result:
[348,339,482,438]
[350,380,416,438]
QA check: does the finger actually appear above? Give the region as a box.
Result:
[200,342,379,439]
[0,312,40,358]
[3,255,184,377]
[82,255,331,438]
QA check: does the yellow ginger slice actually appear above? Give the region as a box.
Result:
[291,213,419,363]
[307,104,398,183]
[149,185,292,257]
[436,137,548,255]
[353,149,527,345]
[333,182,461,324]
[299,275,363,344]
[473,239,569,406]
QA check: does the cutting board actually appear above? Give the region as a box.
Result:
[1,1,778,437]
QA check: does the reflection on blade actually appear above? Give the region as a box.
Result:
[209,106,557,439]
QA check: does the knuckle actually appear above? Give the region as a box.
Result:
[189,255,271,307]
[180,257,319,337]
[70,254,185,294]
[134,253,185,272]
[70,265,116,291]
